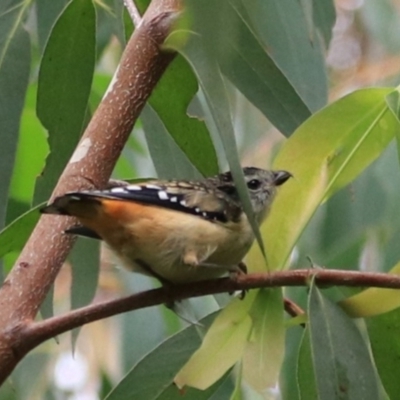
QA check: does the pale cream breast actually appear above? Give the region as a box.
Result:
[107,207,255,283]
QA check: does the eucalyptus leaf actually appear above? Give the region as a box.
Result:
[105,313,218,399]
[35,0,96,203]
[0,205,43,265]
[141,105,202,180]
[242,288,284,393]
[69,237,100,349]
[0,1,30,229]
[147,55,218,177]
[297,330,317,400]
[265,88,399,269]
[174,292,256,390]
[367,309,400,400]
[308,284,379,399]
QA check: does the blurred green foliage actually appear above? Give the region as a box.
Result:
[2,0,400,399]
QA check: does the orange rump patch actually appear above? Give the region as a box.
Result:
[75,199,155,235]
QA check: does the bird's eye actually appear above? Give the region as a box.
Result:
[247,179,261,190]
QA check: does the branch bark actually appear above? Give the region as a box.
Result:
[0,0,181,383]
[11,267,400,361]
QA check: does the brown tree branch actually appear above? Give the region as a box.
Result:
[12,268,400,359]
[0,0,181,383]
[283,297,305,319]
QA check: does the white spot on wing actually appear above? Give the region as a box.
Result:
[158,191,169,200]
[145,184,162,190]
[180,200,187,206]
[70,138,92,163]
[195,207,200,213]
[110,187,126,193]
[126,185,142,191]
[170,196,178,202]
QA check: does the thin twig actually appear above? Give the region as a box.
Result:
[284,297,305,319]
[124,0,142,26]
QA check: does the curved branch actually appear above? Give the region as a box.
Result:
[18,268,400,353]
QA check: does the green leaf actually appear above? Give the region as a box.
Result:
[155,373,233,400]
[148,55,219,177]
[95,0,126,53]
[297,330,317,400]
[174,292,256,390]
[105,313,219,399]
[308,284,379,399]
[312,0,336,47]
[386,90,400,165]
[0,205,43,266]
[70,237,100,310]
[339,261,400,317]
[242,0,327,112]
[367,308,400,400]
[141,104,203,180]
[242,289,284,393]
[0,1,30,228]
[230,363,243,400]
[361,0,400,54]
[177,0,312,137]
[7,83,48,220]
[69,237,100,348]
[220,0,312,136]
[264,88,399,269]
[386,90,400,121]
[36,0,70,53]
[35,0,96,203]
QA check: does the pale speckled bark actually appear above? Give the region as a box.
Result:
[0,0,180,383]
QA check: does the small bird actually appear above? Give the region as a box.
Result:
[40,167,291,284]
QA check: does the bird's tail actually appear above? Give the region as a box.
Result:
[40,193,102,217]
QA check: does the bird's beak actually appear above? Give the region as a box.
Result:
[273,170,292,186]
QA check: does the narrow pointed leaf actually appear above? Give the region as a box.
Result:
[69,237,100,348]
[386,90,400,164]
[0,205,43,264]
[221,0,312,136]
[264,88,399,269]
[242,0,328,112]
[308,284,379,399]
[242,289,284,393]
[35,0,96,202]
[175,292,257,390]
[148,55,218,177]
[366,309,400,400]
[105,313,218,399]
[297,330,318,400]
[7,84,48,221]
[179,0,312,136]
[36,0,70,53]
[141,105,202,180]
[312,0,336,47]
[0,1,30,228]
